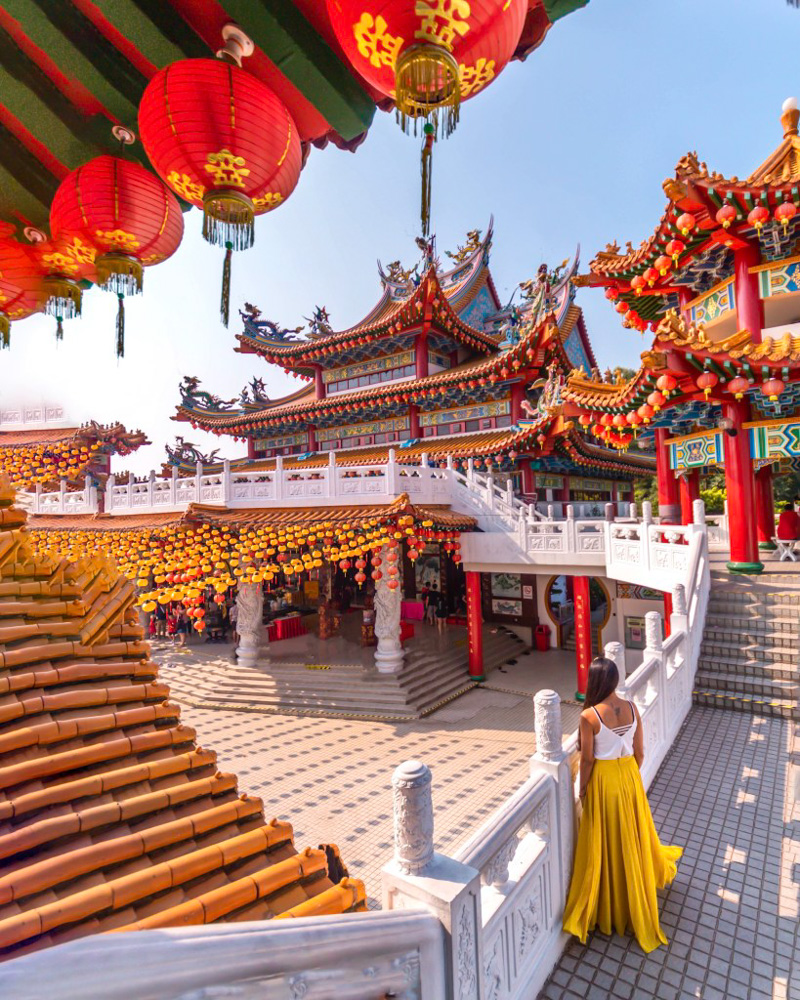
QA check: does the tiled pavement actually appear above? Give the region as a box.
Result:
[539,707,800,1000]
[176,677,582,906]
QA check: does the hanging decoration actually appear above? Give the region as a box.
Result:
[50,152,184,357]
[0,228,42,348]
[325,1,525,234]
[138,29,302,326]
[760,377,785,402]
[696,371,718,399]
[29,229,96,341]
[727,375,750,400]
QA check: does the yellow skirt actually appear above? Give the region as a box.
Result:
[562,756,682,953]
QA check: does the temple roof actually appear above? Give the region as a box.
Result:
[581,99,800,327]
[0,484,365,960]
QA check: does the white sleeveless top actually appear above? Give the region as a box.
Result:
[591,702,637,759]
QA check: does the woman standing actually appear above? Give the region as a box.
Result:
[563,657,682,953]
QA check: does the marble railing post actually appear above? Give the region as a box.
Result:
[374,545,404,674]
[235,583,264,668]
[222,459,232,500]
[604,639,628,692]
[670,583,688,638]
[274,455,283,501]
[33,482,41,514]
[386,448,397,497]
[531,690,573,912]
[195,461,203,502]
[382,760,481,1000]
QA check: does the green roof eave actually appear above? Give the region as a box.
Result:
[221,0,376,141]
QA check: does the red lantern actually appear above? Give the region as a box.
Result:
[637,404,654,423]
[716,204,737,229]
[578,413,592,428]
[626,411,642,430]
[665,238,685,265]
[696,371,718,399]
[676,213,696,236]
[592,423,604,437]
[656,373,677,397]
[615,300,629,314]
[747,206,770,230]
[139,56,302,325]
[630,274,646,296]
[647,390,665,412]
[654,255,672,276]
[643,266,659,287]
[604,286,619,301]
[726,375,750,400]
[50,155,184,357]
[775,202,797,230]
[761,378,785,402]
[31,232,96,340]
[612,414,626,428]
[325,0,527,135]
[0,232,41,347]
[600,413,614,427]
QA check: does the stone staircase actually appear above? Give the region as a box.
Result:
[693,572,799,718]
[161,626,527,721]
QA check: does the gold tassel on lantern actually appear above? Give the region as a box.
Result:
[220,242,233,327]
[203,190,254,250]
[43,275,81,342]
[96,253,143,296]
[420,124,435,237]
[0,315,9,350]
[395,45,460,137]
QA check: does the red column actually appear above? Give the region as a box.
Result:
[755,465,776,550]
[678,286,693,324]
[520,459,534,496]
[307,424,317,452]
[409,403,420,440]
[314,366,326,400]
[247,437,255,460]
[415,332,429,378]
[722,399,762,574]
[679,470,700,525]
[663,591,673,638]
[560,475,571,504]
[655,427,680,524]
[734,244,764,344]
[573,575,592,700]
[510,382,525,423]
[465,571,485,680]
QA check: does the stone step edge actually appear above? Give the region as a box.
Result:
[693,688,796,710]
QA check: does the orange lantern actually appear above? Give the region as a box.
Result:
[50,155,184,356]
[138,52,302,324]
[727,375,750,400]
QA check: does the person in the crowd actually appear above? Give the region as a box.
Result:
[563,657,682,952]
[148,613,157,639]
[175,607,189,647]
[420,582,430,622]
[434,586,448,633]
[427,582,439,625]
[155,601,167,638]
[166,608,177,642]
[777,501,800,541]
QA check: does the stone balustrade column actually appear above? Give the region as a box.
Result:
[235,582,264,668]
[374,545,404,673]
[530,689,572,911]
[604,639,627,690]
[391,760,434,876]
[645,610,663,652]
[382,760,481,1000]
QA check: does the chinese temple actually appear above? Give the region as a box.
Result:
[573,96,800,575]
[174,226,654,503]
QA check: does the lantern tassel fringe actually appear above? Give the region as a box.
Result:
[221,243,232,327]
[116,294,125,359]
[1,328,9,350]
[55,318,63,341]
[420,125,435,237]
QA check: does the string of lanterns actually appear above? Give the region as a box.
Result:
[27,513,464,624]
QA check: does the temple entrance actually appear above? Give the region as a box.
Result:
[544,575,609,654]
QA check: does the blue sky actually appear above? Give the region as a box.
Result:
[1,0,797,474]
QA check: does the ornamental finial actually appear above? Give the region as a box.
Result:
[781,96,799,138]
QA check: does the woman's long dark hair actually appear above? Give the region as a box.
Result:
[577,656,619,750]
[584,656,619,709]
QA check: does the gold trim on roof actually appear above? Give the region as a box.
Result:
[656,309,800,362]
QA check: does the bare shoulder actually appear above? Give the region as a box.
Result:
[580,707,600,731]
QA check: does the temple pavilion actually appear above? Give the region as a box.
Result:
[571,96,800,575]
[174,226,653,506]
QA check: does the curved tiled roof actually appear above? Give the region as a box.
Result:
[655,310,800,364]
[0,482,364,960]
